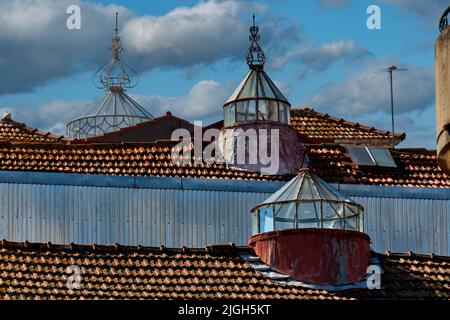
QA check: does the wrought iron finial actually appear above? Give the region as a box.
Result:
[246,14,266,69]
[115,12,119,36]
[94,12,138,90]
[440,6,450,32]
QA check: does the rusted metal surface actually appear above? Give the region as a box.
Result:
[248,228,371,285]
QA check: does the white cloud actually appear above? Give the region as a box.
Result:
[272,40,371,73]
[122,1,247,69]
[0,79,232,135]
[302,61,436,148]
[0,0,130,94]
[132,80,233,123]
[0,0,297,95]
[1,99,90,134]
[304,64,434,116]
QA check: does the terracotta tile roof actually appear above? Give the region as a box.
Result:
[291,108,406,144]
[0,240,449,300]
[0,114,447,188]
[339,251,450,300]
[0,141,282,181]
[0,241,342,300]
[0,140,448,187]
[0,114,68,143]
[306,145,450,188]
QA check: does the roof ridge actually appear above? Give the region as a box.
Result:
[0,239,240,255]
[380,250,450,261]
[71,112,193,143]
[0,115,69,142]
[292,107,406,139]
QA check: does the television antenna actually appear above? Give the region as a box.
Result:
[375,65,408,147]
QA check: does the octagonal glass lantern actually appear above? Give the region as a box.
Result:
[223,67,291,127]
[251,169,364,234]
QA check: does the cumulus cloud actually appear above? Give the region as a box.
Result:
[301,61,436,148]
[304,64,434,116]
[0,98,89,134]
[0,0,297,95]
[272,40,371,74]
[0,0,129,94]
[0,79,233,135]
[132,80,234,123]
[121,1,247,69]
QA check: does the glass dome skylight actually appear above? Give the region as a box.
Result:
[223,15,291,127]
[251,169,363,234]
[66,13,153,139]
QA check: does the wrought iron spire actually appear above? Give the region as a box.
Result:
[94,12,138,90]
[66,13,153,139]
[246,14,266,69]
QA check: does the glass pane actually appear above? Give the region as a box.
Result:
[267,100,279,121]
[279,103,289,124]
[368,147,397,167]
[322,202,342,220]
[258,207,274,233]
[246,100,256,121]
[274,220,295,231]
[347,146,376,165]
[260,74,276,99]
[251,212,259,235]
[258,100,268,121]
[236,102,246,122]
[297,202,320,227]
[274,203,296,220]
[224,104,235,127]
[241,72,257,98]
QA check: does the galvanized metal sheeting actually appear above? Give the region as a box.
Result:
[0,171,448,255]
[0,182,267,248]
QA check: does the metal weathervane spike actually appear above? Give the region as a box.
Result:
[246,14,266,68]
[111,14,122,63]
[94,12,137,90]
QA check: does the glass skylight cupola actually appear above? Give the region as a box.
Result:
[223,15,291,127]
[251,169,364,234]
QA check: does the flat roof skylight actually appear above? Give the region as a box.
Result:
[347,146,397,168]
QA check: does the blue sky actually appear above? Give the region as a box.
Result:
[0,0,445,148]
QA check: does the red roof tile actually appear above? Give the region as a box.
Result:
[306,144,450,188]
[0,140,448,187]
[0,113,446,188]
[0,240,448,300]
[0,114,69,143]
[0,241,341,300]
[291,108,406,144]
[0,141,282,181]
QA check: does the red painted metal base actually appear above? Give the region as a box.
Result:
[248,228,370,285]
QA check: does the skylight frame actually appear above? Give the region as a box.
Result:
[347,146,397,168]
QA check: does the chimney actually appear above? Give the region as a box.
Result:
[436,8,450,174]
[248,169,370,285]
